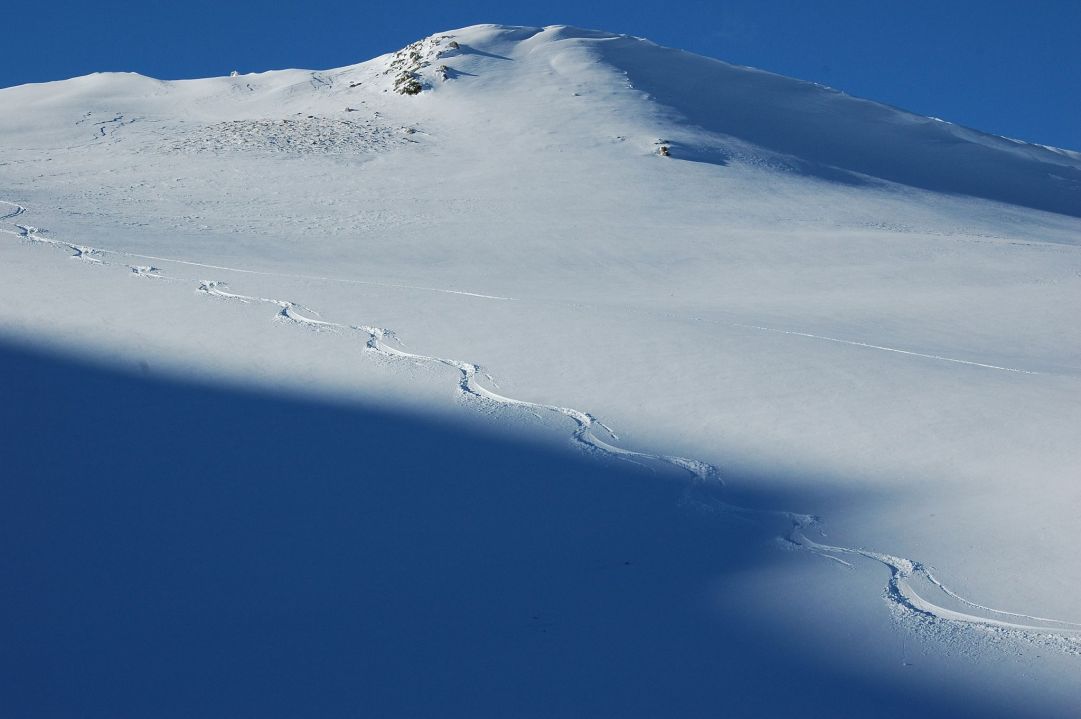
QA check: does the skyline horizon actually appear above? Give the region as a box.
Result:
[3,2,1079,152]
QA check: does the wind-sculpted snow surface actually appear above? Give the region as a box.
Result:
[587,32,1081,217]
[4,202,1080,657]
[169,116,409,155]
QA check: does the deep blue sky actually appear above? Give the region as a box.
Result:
[5,1,1079,150]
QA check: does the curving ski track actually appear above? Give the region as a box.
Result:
[4,202,1080,655]
[0,200,27,221]
[195,279,716,482]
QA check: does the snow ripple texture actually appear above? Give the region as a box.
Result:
[4,199,1080,657]
[168,116,410,155]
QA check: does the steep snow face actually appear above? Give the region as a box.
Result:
[2,23,1081,716]
[589,34,1081,217]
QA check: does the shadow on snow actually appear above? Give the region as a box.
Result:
[0,336,1041,718]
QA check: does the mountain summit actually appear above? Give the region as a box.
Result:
[3,23,1079,217]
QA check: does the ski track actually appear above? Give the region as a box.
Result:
[0,216,513,301]
[0,200,27,221]
[4,203,1080,654]
[733,323,1039,375]
[196,279,716,481]
[124,251,515,300]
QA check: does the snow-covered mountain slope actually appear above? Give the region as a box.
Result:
[2,24,1080,717]
[3,24,1078,215]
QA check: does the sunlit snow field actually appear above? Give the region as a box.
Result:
[2,24,1080,717]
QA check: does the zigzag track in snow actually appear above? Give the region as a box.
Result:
[4,202,1080,655]
[195,280,716,481]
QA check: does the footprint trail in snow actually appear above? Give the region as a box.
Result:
[4,202,1081,656]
